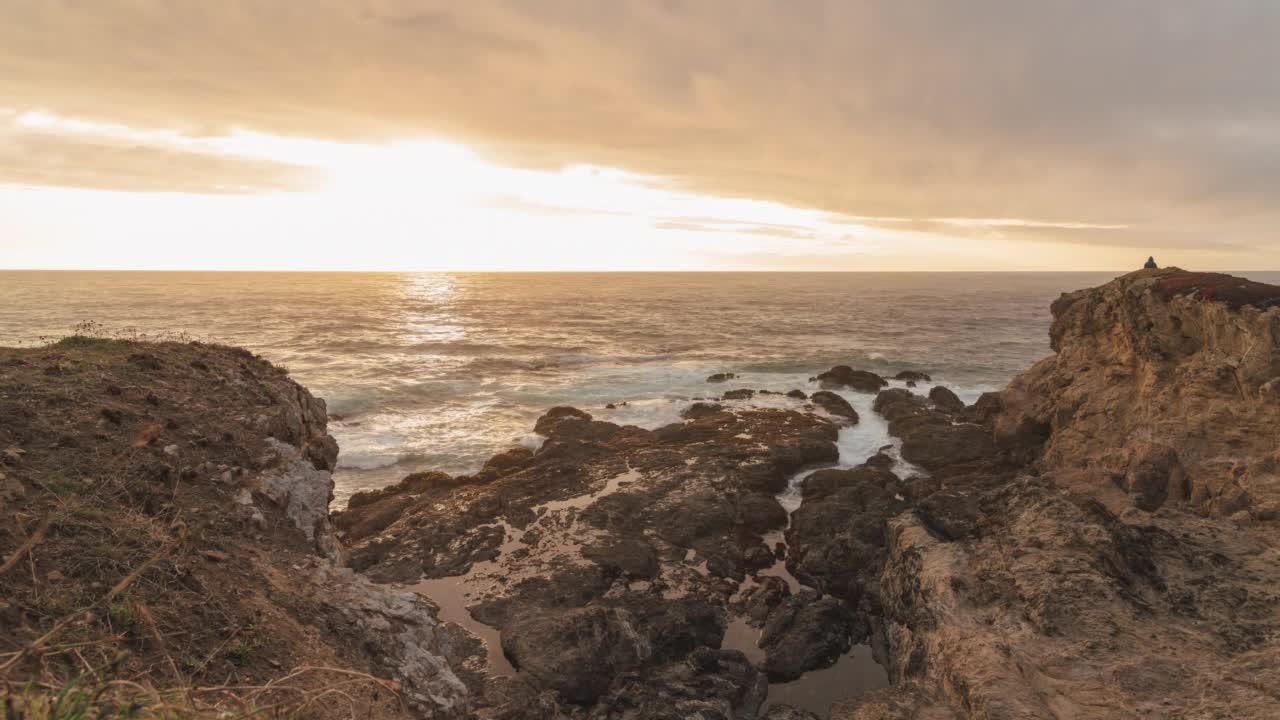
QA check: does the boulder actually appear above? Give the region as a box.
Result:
[927,386,965,413]
[722,388,756,400]
[815,366,888,393]
[810,391,859,424]
[760,591,855,681]
[707,372,737,383]
[893,370,932,383]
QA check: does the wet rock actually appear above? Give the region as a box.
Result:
[478,447,534,479]
[532,406,593,436]
[707,372,737,383]
[788,464,907,602]
[732,575,792,626]
[893,370,932,383]
[810,390,859,424]
[682,401,724,419]
[872,388,927,418]
[760,591,855,681]
[722,388,755,400]
[764,706,822,720]
[786,389,808,400]
[927,386,964,413]
[583,536,659,579]
[501,597,724,705]
[816,366,888,393]
[592,648,766,720]
[899,421,995,471]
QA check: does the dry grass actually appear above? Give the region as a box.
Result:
[1,338,404,719]
[4,666,402,719]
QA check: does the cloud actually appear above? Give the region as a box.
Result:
[0,127,318,194]
[1,1,1278,256]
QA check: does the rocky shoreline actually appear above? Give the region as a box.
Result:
[3,268,1279,718]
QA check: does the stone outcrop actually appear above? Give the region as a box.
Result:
[997,268,1280,518]
[0,340,474,719]
[836,269,1280,719]
[815,366,888,393]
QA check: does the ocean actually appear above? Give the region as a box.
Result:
[2,270,1215,505]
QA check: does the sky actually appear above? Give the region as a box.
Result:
[1,1,1278,271]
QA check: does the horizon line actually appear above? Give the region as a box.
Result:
[3,267,1273,274]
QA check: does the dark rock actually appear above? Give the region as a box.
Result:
[732,575,791,626]
[928,386,965,413]
[1124,446,1184,511]
[916,489,982,540]
[480,447,534,478]
[893,370,933,383]
[760,591,855,681]
[900,422,995,471]
[583,537,659,579]
[707,372,737,383]
[815,366,888,393]
[786,389,808,400]
[873,388,926,418]
[961,391,1004,424]
[592,648,766,720]
[682,402,723,419]
[501,598,724,705]
[810,391,859,423]
[764,706,822,720]
[722,388,755,400]
[533,406,592,436]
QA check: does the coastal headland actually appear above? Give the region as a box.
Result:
[3,268,1278,718]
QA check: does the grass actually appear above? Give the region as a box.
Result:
[53,336,115,349]
[3,666,404,719]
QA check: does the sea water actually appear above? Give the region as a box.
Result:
[0,270,1167,504]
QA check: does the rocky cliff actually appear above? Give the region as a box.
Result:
[836,269,1280,718]
[998,268,1280,518]
[0,339,475,717]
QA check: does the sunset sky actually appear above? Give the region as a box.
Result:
[2,1,1278,271]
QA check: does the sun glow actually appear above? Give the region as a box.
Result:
[1,110,1233,271]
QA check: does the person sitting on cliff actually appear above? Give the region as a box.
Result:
[1144,256,1158,269]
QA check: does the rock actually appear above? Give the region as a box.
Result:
[501,598,723,705]
[787,464,907,604]
[893,370,932,383]
[810,391,859,423]
[816,366,888,393]
[707,372,737,383]
[915,489,982,540]
[763,705,822,720]
[590,648,766,720]
[722,388,755,400]
[258,438,338,558]
[532,406,592,436]
[873,388,926,418]
[1123,445,1185,511]
[583,537,659,579]
[760,591,855,681]
[927,386,964,413]
[899,421,995,471]
[786,389,808,400]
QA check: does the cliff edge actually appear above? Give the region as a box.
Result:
[0,339,476,718]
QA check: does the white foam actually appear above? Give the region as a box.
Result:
[337,451,409,470]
